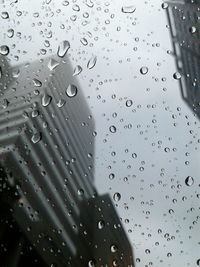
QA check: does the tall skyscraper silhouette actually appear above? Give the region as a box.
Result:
[166,0,200,117]
[0,55,134,267]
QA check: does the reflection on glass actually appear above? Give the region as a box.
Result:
[0,55,134,266]
[167,0,200,118]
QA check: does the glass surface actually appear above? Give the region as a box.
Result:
[0,0,200,266]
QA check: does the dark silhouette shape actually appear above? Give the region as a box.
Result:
[0,55,134,266]
[166,0,200,117]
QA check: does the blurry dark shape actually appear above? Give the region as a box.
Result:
[166,0,200,117]
[0,56,134,266]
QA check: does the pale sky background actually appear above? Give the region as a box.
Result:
[1,0,200,266]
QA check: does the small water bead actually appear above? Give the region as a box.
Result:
[57,40,70,58]
[48,58,59,71]
[92,131,97,137]
[87,55,97,69]
[7,29,14,38]
[169,209,174,214]
[57,99,66,108]
[140,66,148,75]
[145,249,151,254]
[80,37,88,46]
[121,5,136,13]
[77,188,84,196]
[189,26,197,34]
[197,259,200,266]
[88,259,96,267]
[2,99,9,109]
[112,259,119,266]
[164,147,170,153]
[98,220,105,229]
[173,72,182,80]
[1,11,9,19]
[42,93,52,107]
[161,3,168,9]
[72,4,80,11]
[132,153,137,158]
[113,192,121,202]
[110,244,118,253]
[109,125,117,133]
[126,99,133,107]
[33,78,42,87]
[31,132,42,144]
[0,45,9,56]
[73,65,82,76]
[66,84,78,97]
[185,176,194,187]
[109,173,115,180]
[32,110,39,118]
[62,0,69,6]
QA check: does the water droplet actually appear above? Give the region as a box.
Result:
[31,132,42,144]
[113,192,121,202]
[66,84,78,98]
[121,5,136,13]
[88,259,96,267]
[80,37,88,46]
[85,0,94,8]
[111,244,118,253]
[132,153,137,158]
[7,29,14,38]
[62,0,69,6]
[32,110,39,118]
[140,66,148,75]
[98,220,105,229]
[109,125,117,133]
[57,40,70,58]
[78,188,84,196]
[113,259,118,266]
[161,3,168,9]
[197,259,200,266]
[109,173,115,180]
[72,4,80,11]
[42,93,52,107]
[57,99,66,108]
[87,55,97,69]
[173,72,181,80]
[0,45,9,56]
[2,99,9,109]
[126,99,133,107]
[189,26,197,34]
[185,176,194,187]
[48,58,59,71]
[33,78,42,87]
[145,249,151,254]
[73,65,82,76]
[1,11,9,19]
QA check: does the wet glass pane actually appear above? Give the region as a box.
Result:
[0,0,200,266]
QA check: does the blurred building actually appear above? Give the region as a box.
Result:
[90,194,134,267]
[166,0,200,117]
[0,56,134,266]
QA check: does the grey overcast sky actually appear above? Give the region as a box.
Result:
[1,0,199,266]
